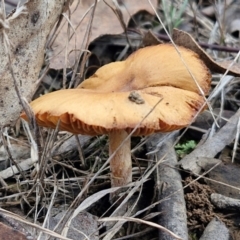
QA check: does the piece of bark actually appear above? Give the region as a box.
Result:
[179,108,240,174]
[0,0,72,126]
[147,133,188,240]
[204,162,240,199]
[199,217,231,240]
[211,193,240,210]
[195,157,221,170]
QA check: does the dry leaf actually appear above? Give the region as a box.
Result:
[49,0,158,69]
[0,222,27,240]
[172,29,240,76]
[142,30,162,46]
[0,0,71,126]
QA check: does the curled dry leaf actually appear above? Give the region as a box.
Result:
[0,222,28,240]
[49,0,158,70]
[172,29,240,76]
[0,0,71,126]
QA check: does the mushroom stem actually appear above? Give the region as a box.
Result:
[109,130,132,188]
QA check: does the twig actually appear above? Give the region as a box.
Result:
[146,133,188,240]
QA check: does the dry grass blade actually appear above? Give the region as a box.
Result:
[99,216,183,240]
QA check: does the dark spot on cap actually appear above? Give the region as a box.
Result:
[5,87,9,91]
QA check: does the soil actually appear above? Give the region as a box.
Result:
[184,177,215,234]
[184,175,240,239]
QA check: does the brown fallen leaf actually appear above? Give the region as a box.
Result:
[49,0,158,70]
[0,0,71,126]
[172,28,240,76]
[142,30,163,46]
[0,222,28,240]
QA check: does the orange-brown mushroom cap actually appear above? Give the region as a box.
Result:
[78,44,211,95]
[21,44,211,136]
[21,86,206,136]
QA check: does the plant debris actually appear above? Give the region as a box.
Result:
[184,177,215,233]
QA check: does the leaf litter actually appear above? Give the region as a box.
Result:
[1,0,240,239]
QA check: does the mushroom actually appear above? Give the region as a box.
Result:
[21,44,211,192]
